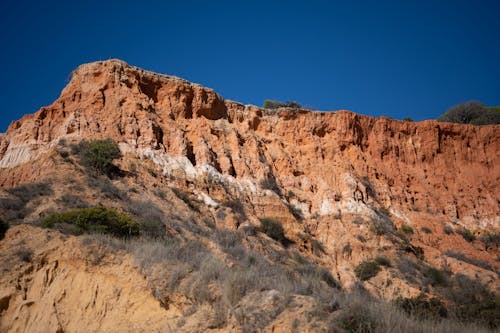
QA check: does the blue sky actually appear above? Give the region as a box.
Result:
[1,0,499,131]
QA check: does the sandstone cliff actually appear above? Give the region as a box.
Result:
[1,60,497,229]
[0,59,498,332]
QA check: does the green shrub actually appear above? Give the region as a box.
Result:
[400,224,414,235]
[374,256,391,267]
[395,230,409,243]
[74,139,121,175]
[394,293,448,320]
[258,218,287,245]
[402,117,414,122]
[355,260,381,281]
[263,100,301,109]
[0,218,9,240]
[421,226,432,234]
[59,150,70,158]
[41,206,140,238]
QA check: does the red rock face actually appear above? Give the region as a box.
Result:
[0,59,498,232]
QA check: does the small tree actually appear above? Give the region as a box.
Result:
[437,101,486,124]
[263,100,302,109]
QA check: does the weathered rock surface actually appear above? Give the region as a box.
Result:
[0,59,498,332]
[1,59,497,230]
[0,225,175,333]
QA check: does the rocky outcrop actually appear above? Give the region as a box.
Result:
[0,59,499,332]
[0,59,498,230]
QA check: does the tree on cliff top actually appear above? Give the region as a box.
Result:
[438,101,500,125]
[263,100,302,109]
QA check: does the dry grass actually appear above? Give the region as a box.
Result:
[80,224,498,332]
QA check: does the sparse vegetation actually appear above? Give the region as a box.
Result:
[87,175,128,201]
[263,100,302,109]
[443,225,454,235]
[259,175,281,195]
[335,292,488,333]
[402,244,425,260]
[59,150,70,158]
[400,224,414,235]
[421,226,432,234]
[83,226,341,331]
[478,232,500,250]
[444,274,500,329]
[394,293,448,320]
[15,247,33,263]
[444,250,494,271]
[370,217,394,236]
[457,227,475,242]
[375,256,391,267]
[41,206,140,238]
[355,260,381,281]
[2,182,53,221]
[423,267,450,287]
[56,194,88,209]
[258,218,288,245]
[223,199,246,219]
[172,188,198,211]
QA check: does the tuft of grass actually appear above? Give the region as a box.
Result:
[423,267,450,287]
[443,225,454,235]
[15,247,33,263]
[56,194,88,209]
[41,206,140,238]
[172,188,198,211]
[394,293,448,320]
[421,226,433,234]
[400,224,414,235]
[457,228,475,242]
[478,232,500,250]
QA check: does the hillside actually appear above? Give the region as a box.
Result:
[0,59,498,332]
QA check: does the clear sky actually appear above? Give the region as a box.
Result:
[1,0,499,132]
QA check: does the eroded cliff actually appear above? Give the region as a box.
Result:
[0,59,498,332]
